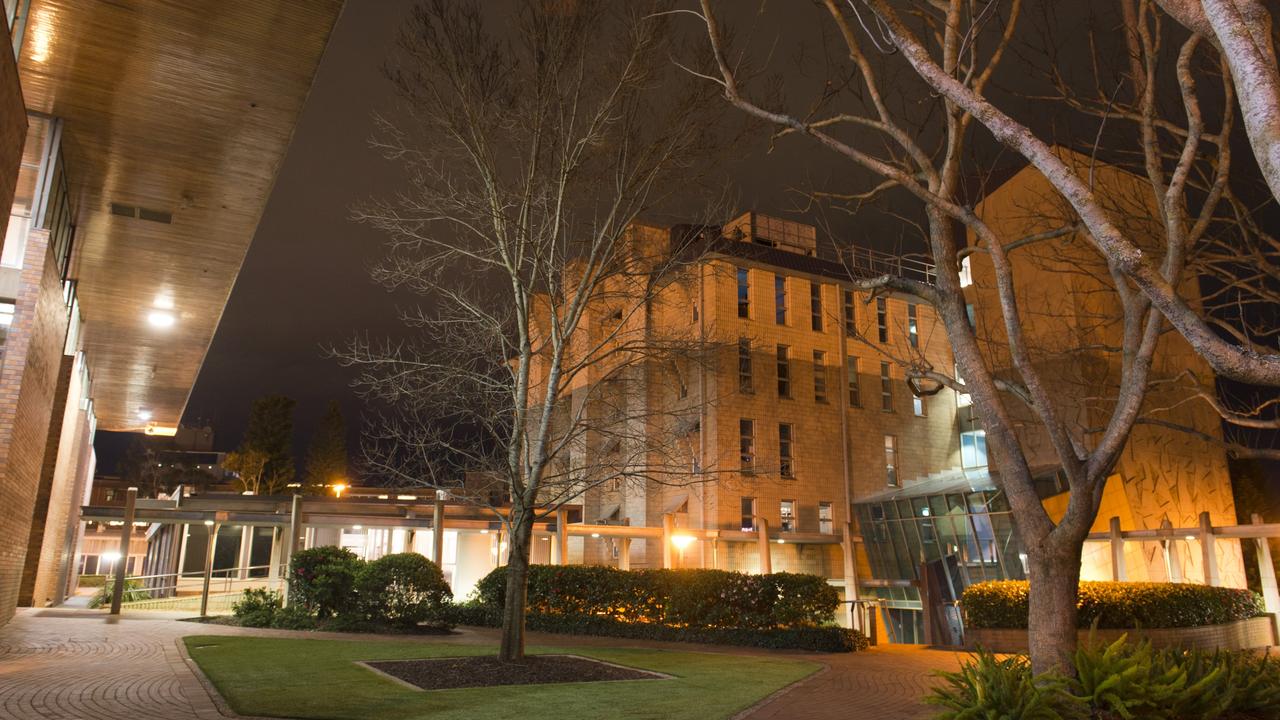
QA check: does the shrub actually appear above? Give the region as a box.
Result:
[962,580,1264,630]
[232,588,282,627]
[87,579,148,608]
[927,636,1280,720]
[355,553,453,627]
[288,546,363,619]
[270,603,317,630]
[474,564,838,629]
[77,574,107,588]
[927,650,1085,720]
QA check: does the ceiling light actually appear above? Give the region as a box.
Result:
[147,311,175,328]
[153,295,174,310]
[137,410,152,421]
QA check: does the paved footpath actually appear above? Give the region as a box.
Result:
[0,607,964,719]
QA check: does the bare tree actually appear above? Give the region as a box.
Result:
[342,0,725,662]
[693,0,1277,672]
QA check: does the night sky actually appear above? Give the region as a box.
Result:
[92,2,1275,479]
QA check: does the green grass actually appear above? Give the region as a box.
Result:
[184,635,819,720]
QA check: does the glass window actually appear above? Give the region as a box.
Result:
[961,429,988,468]
[737,267,750,318]
[884,435,898,486]
[741,496,757,531]
[880,362,894,412]
[877,297,888,343]
[819,502,833,534]
[780,499,795,532]
[965,303,976,329]
[774,274,787,325]
[907,304,918,348]
[955,363,971,407]
[813,350,827,402]
[737,338,752,394]
[913,394,926,417]
[779,423,794,478]
[843,290,856,335]
[847,356,861,407]
[810,281,823,331]
[776,345,790,398]
[959,256,972,287]
[739,419,755,471]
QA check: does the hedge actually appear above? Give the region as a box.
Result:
[963,580,1265,630]
[473,564,839,629]
[442,603,867,652]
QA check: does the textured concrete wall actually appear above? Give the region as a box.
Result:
[0,229,70,623]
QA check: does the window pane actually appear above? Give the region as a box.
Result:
[780,500,795,531]
[810,282,823,331]
[776,345,790,397]
[737,267,750,318]
[877,298,888,343]
[741,497,756,531]
[813,350,826,402]
[774,274,787,324]
[740,419,755,470]
[847,356,860,407]
[880,361,893,412]
[737,338,752,394]
[779,423,793,477]
[843,290,855,334]
[884,435,898,486]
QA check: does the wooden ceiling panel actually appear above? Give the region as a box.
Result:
[16,0,343,431]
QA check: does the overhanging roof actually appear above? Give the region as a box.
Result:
[16,0,344,430]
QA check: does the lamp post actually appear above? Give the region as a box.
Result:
[670,533,695,568]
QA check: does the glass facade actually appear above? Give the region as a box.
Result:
[855,472,1026,643]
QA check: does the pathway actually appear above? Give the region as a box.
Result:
[0,608,963,719]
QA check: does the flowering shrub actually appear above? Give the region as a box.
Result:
[288,546,363,619]
[473,565,839,629]
[962,580,1264,630]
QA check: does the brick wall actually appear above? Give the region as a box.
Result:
[17,353,72,604]
[0,229,70,624]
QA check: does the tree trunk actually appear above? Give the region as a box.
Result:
[1025,542,1083,674]
[498,512,535,662]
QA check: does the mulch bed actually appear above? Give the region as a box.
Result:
[363,654,668,690]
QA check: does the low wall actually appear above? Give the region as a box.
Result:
[965,615,1277,653]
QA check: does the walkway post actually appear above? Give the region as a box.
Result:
[1108,516,1126,581]
[1199,511,1219,586]
[756,517,772,574]
[431,493,444,567]
[555,509,568,566]
[282,495,302,607]
[661,513,674,569]
[1252,514,1280,633]
[200,522,219,617]
[108,487,138,615]
[618,537,631,570]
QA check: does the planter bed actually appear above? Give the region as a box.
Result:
[965,615,1277,653]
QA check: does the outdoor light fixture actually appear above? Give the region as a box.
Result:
[137,409,152,421]
[480,529,489,534]
[203,520,214,526]
[332,482,347,498]
[352,524,363,530]
[670,533,695,550]
[1185,535,1197,541]
[396,495,418,500]
[147,311,175,328]
[101,551,121,563]
[777,538,786,544]
[377,494,389,500]
[590,532,600,538]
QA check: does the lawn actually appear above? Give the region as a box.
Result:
[184,635,820,720]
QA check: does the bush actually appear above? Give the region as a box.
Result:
[355,553,453,627]
[474,565,838,629]
[232,588,282,627]
[270,603,318,630]
[87,578,148,608]
[962,580,1264,630]
[927,636,1280,720]
[927,650,1084,720]
[289,546,363,619]
[77,574,107,588]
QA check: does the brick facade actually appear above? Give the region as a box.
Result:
[17,353,72,604]
[0,229,71,623]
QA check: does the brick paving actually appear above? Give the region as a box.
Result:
[0,607,962,719]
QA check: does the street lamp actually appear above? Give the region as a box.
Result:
[671,533,695,568]
[332,482,347,498]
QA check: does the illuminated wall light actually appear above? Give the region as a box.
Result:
[352,524,363,530]
[137,409,152,421]
[153,295,175,310]
[144,423,178,437]
[396,495,418,500]
[147,311,175,328]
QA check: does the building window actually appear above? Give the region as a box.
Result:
[913,394,927,417]
[738,338,753,394]
[965,303,976,329]
[961,429,988,468]
[819,501,833,534]
[843,290,855,335]
[907,303,918,348]
[779,423,794,478]
[876,297,888,342]
[740,419,755,471]
[847,356,861,407]
[813,350,828,402]
[737,267,750,319]
[741,496,757,531]
[774,274,787,325]
[776,345,791,398]
[880,361,894,412]
[884,435,898,486]
[780,499,796,532]
[810,281,823,331]
[959,256,972,287]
